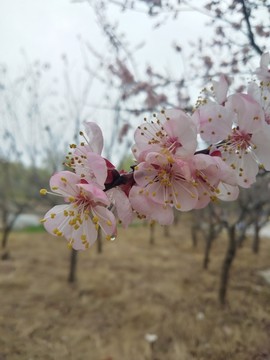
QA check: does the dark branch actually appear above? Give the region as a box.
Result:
[239,0,263,55]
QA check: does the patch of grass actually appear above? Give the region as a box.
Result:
[19,225,46,233]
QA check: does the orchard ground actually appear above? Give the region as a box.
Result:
[0,215,270,360]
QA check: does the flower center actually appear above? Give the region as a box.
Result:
[158,168,172,187]
[230,128,252,150]
[164,136,182,154]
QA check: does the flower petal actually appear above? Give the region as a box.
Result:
[212,74,229,105]
[227,93,264,133]
[129,186,174,225]
[84,121,104,154]
[50,171,80,197]
[107,188,134,227]
[252,127,270,170]
[78,183,110,206]
[163,109,197,158]
[193,103,233,143]
[92,206,117,239]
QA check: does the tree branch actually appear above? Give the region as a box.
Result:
[239,0,263,55]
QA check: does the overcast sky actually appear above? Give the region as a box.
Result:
[0,0,211,75]
[0,0,215,165]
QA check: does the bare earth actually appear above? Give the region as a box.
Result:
[0,219,270,360]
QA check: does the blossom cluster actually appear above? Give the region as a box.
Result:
[41,53,270,250]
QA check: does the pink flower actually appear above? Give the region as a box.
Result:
[195,74,230,107]
[194,93,270,187]
[129,185,174,225]
[69,149,108,189]
[132,109,197,162]
[191,154,239,209]
[130,152,198,219]
[212,75,230,105]
[248,82,270,125]
[41,171,117,250]
[65,121,109,188]
[83,121,104,154]
[106,187,134,227]
[192,102,234,144]
[255,52,270,82]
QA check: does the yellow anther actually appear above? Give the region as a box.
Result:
[51,186,58,190]
[106,235,111,241]
[61,177,67,182]
[167,155,175,164]
[50,213,56,219]
[40,189,47,195]
[53,228,59,234]
[68,196,75,202]
[81,234,86,241]
[92,216,99,224]
[74,224,80,230]
[107,220,112,226]
[67,238,74,249]
[40,218,46,223]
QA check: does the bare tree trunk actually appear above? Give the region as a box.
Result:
[68,249,78,283]
[2,227,10,249]
[174,211,180,226]
[96,228,102,254]
[163,225,170,237]
[252,220,260,254]
[1,228,11,260]
[149,222,155,245]
[1,207,25,260]
[203,226,214,270]
[191,225,198,248]
[237,228,246,248]
[219,225,237,305]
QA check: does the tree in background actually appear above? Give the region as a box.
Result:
[75,0,269,115]
[0,60,68,257]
